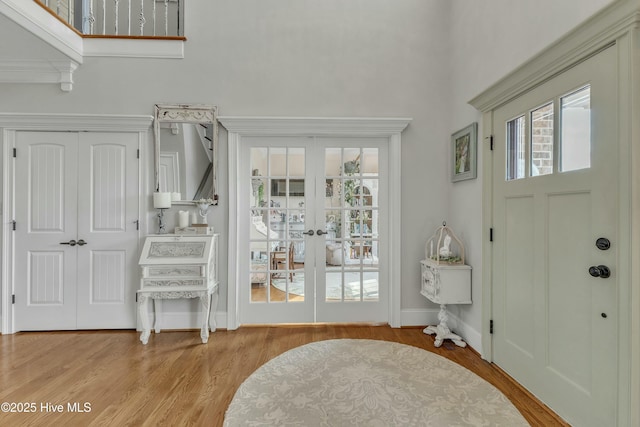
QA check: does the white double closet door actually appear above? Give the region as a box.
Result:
[13,131,139,330]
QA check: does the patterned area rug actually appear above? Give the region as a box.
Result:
[224,339,529,426]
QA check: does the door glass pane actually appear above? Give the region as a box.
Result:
[249,146,305,305]
[531,102,554,176]
[561,86,591,172]
[269,147,286,176]
[323,147,379,303]
[288,147,305,177]
[361,148,379,174]
[506,115,526,180]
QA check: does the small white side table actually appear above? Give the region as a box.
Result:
[137,234,219,344]
[420,259,472,347]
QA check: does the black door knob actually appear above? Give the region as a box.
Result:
[589,265,611,278]
[316,230,328,236]
[596,238,611,251]
[302,230,315,236]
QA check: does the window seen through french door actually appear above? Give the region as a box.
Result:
[240,136,388,324]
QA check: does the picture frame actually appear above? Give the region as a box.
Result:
[451,122,478,182]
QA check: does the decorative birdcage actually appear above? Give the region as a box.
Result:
[425,221,465,265]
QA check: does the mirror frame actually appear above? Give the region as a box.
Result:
[153,103,219,205]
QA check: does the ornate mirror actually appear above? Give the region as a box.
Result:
[153,104,219,205]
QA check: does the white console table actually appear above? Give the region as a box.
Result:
[420,259,471,347]
[137,234,219,345]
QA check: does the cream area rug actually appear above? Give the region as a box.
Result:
[224,339,529,426]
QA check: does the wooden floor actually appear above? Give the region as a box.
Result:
[0,325,569,427]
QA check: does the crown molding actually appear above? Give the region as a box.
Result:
[218,116,412,136]
[0,113,153,131]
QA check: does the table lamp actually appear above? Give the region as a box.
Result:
[153,192,172,234]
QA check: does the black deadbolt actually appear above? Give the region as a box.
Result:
[596,237,611,251]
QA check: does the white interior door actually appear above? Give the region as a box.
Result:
[76,132,139,329]
[315,139,388,323]
[14,131,139,331]
[241,137,315,324]
[239,137,388,324]
[14,132,78,330]
[491,46,617,426]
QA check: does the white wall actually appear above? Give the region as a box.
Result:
[0,0,619,337]
[447,0,616,349]
[0,0,452,324]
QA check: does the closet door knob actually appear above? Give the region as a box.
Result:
[316,230,328,236]
[77,239,87,246]
[302,230,315,236]
[60,240,77,246]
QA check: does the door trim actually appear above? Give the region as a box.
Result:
[470,4,640,425]
[0,113,152,334]
[220,116,411,330]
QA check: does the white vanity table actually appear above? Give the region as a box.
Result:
[421,222,471,348]
[421,259,471,347]
[137,233,219,344]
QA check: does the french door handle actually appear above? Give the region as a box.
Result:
[316,230,328,236]
[60,240,77,246]
[77,239,87,246]
[302,230,315,236]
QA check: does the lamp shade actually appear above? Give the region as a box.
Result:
[153,192,172,209]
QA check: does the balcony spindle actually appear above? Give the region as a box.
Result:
[114,0,119,35]
[139,0,146,36]
[101,0,106,35]
[164,0,168,36]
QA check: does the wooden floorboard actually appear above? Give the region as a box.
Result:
[0,326,569,426]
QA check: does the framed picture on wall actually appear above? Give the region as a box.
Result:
[451,122,478,182]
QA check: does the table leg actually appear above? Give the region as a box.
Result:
[423,304,467,348]
[209,289,219,333]
[199,292,211,343]
[153,299,162,333]
[138,294,151,345]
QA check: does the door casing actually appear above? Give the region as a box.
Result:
[221,116,411,330]
[0,113,152,334]
[470,4,640,425]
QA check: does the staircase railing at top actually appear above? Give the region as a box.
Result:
[34,0,184,38]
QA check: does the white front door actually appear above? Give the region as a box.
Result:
[239,137,388,324]
[14,131,139,330]
[491,46,617,426]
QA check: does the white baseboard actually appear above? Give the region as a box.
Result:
[400,308,439,327]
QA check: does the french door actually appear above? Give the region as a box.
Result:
[14,131,140,330]
[491,46,617,426]
[239,136,388,324]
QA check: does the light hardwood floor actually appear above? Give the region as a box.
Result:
[0,326,568,426]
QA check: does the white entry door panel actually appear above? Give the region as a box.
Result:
[14,131,139,331]
[491,46,617,426]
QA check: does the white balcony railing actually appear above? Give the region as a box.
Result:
[36,0,184,37]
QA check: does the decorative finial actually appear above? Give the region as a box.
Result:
[442,221,446,227]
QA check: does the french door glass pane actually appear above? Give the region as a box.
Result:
[249,146,306,304]
[506,116,526,180]
[531,102,554,176]
[323,147,379,302]
[561,86,591,172]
